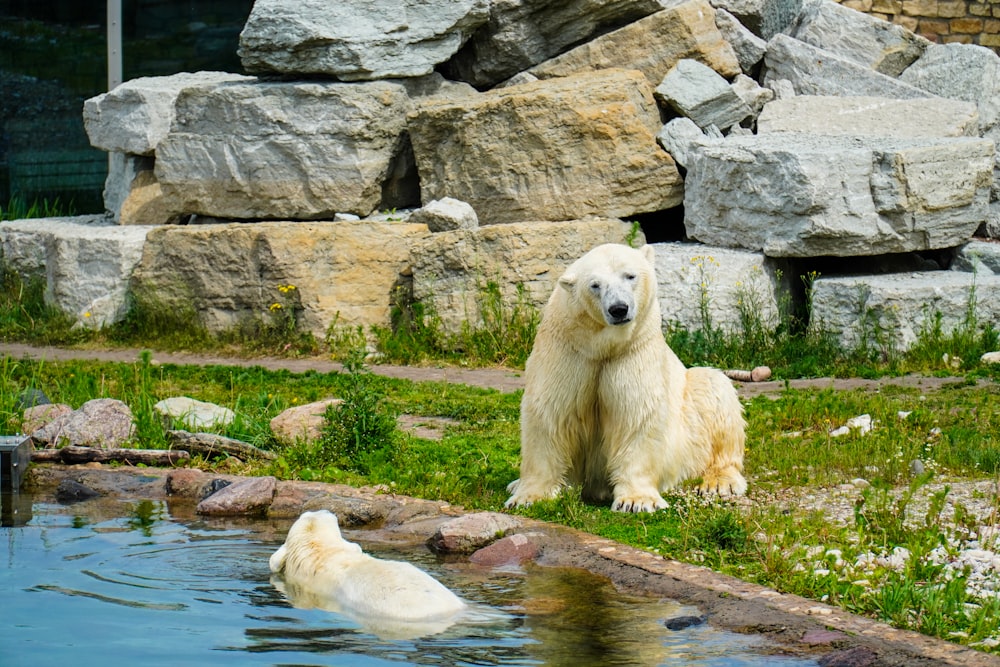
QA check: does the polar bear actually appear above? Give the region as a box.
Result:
[269,510,466,636]
[505,243,746,513]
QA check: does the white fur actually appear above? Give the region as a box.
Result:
[269,510,466,635]
[506,243,747,513]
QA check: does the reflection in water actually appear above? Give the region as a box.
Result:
[0,498,818,667]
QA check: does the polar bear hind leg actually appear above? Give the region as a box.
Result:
[684,367,747,496]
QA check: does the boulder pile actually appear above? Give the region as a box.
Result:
[3,0,999,353]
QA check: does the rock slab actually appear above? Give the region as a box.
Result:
[408,68,683,224]
[684,134,993,257]
[238,0,490,80]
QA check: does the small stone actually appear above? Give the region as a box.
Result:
[664,615,706,630]
[428,511,523,554]
[981,351,1000,364]
[909,459,926,476]
[469,533,539,566]
[196,476,275,516]
[56,479,100,504]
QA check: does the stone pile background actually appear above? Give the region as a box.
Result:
[2,0,1000,353]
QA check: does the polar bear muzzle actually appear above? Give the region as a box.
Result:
[602,287,635,326]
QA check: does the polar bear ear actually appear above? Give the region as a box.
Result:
[558,273,577,293]
[640,244,655,264]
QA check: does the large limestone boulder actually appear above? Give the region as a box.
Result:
[809,271,1000,352]
[83,71,252,155]
[411,218,640,333]
[130,220,430,337]
[155,76,473,220]
[408,68,683,224]
[684,134,994,257]
[757,96,980,138]
[762,34,936,99]
[529,1,741,84]
[652,243,782,334]
[442,0,670,89]
[787,0,929,77]
[0,216,151,328]
[238,0,490,80]
[154,80,407,220]
[900,43,1000,138]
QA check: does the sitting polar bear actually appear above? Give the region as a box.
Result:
[269,510,466,637]
[506,243,747,513]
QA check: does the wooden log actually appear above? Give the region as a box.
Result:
[31,445,190,466]
[166,430,276,461]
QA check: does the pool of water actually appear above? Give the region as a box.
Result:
[1,494,818,666]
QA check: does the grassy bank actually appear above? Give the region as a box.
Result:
[2,350,999,652]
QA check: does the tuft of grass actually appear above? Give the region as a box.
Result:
[1,195,75,221]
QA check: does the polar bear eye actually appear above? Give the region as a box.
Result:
[589,281,601,292]
[624,273,637,281]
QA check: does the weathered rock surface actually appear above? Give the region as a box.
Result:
[31,398,135,449]
[469,533,540,566]
[652,243,782,334]
[0,216,151,328]
[952,240,1000,274]
[409,198,479,232]
[154,396,235,430]
[411,218,641,333]
[757,96,980,138]
[83,71,252,155]
[654,59,752,131]
[130,220,429,337]
[899,43,1000,137]
[408,69,683,224]
[155,79,413,220]
[269,399,344,446]
[441,0,671,89]
[238,0,490,80]
[196,475,277,516]
[787,0,929,76]
[22,404,73,437]
[528,1,742,84]
[712,0,804,39]
[714,8,767,73]
[762,34,936,99]
[428,511,523,554]
[809,272,1000,352]
[684,134,994,257]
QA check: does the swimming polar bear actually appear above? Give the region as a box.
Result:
[269,510,466,638]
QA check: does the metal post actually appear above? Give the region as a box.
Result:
[107,0,123,91]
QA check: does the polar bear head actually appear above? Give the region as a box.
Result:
[269,510,362,575]
[558,243,657,328]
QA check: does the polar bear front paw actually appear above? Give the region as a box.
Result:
[504,479,562,508]
[611,492,668,513]
[698,468,748,497]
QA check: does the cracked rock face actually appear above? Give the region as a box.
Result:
[238,0,490,80]
[684,134,993,257]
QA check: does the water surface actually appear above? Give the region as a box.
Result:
[1,496,817,666]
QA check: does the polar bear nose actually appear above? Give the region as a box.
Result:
[607,302,631,324]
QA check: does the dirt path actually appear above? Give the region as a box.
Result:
[0,342,979,397]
